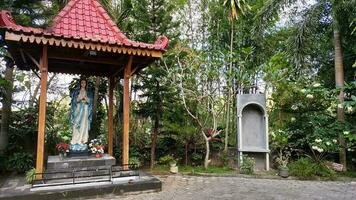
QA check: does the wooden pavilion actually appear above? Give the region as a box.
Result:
[0,0,168,176]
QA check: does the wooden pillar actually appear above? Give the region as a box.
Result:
[108,77,114,156]
[35,45,48,179]
[123,56,132,167]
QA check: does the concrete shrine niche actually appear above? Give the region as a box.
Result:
[241,104,266,150]
[237,93,269,170]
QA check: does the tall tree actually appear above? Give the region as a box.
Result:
[0,55,14,152]
[0,0,56,153]
[130,0,180,169]
[223,0,250,152]
[256,0,356,169]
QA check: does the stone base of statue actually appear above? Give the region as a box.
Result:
[45,154,116,179]
[69,143,89,157]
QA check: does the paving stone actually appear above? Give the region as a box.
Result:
[85,175,356,200]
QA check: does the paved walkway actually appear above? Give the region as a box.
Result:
[86,175,356,200]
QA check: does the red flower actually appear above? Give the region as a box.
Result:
[56,143,70,153]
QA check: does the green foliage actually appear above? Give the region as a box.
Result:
[129,157,142,168]
[240,155,255,174]
[275,148,291,168]
[288,157,315,179]
[269,82,355,158]
[288,157,336,180]
[220,152,229,166]
[0,67,12,102]
[150,165,235,174]
[337,171,356,178]
[158,155,175,166]
[179,165,235,174]
[191,152,203,166]
[8,152,34,173]
[8,102,59,155]
[1,0,355,172]
[25,168,36,184]
[54,100,72,143]
[0,0,59,27]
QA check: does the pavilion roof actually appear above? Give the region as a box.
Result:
[0,0,169,54]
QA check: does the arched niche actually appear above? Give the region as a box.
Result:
[241,103,266,150]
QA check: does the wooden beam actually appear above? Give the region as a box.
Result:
[151,51,162,58]
[112,67,124,79]
[24,51,41,70]
[108,76,114,156]
[48,57,116,76]
[35,45,48,179]
[130,65,140,76]
[122,56,132,168]
[48,53,123,66]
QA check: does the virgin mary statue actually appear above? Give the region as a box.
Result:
[70,79,93,151]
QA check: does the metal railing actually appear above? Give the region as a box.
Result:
[31,164,139,188]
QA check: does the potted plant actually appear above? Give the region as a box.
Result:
[276,149,290,178]
[169,159,177,167]
[159,155,178,173]
[56,143,70,160]
[89,139,105,158]
[169,158,178,173]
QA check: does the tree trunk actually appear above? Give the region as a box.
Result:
[203,131,210,169]
[150,116,159,169]
[150,81,161,169]
[188,0,194,48]
[29,74,56,108]
[185,142,188,166]
[333,18,347,171]
[0,65,14,153]
[225,21,234,152]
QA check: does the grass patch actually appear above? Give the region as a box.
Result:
[337,171,356,178]
[288,157,336,180]
[174,165,234,174]
[180,166,235,174]
[145,165,236,174]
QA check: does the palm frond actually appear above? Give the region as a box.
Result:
[224,0,251,21]
[253,0,297,32]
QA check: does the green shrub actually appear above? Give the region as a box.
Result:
[220,152,229,166]
[158,155,174,165]
[314,162,336,178]
[288,157,335,180]
[288,157,314,179]
[25,168,36,184]
[240,155,255,174]
[191,152,203,166]
[8,152,34,173]
[129,157,141,168]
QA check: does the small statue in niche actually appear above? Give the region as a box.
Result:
[70,78,93,152]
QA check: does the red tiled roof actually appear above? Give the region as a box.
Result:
[0,0,169,51]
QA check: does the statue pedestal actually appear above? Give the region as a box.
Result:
[69,143,88,157]
[45,154,115,179]
[68,151,89,157]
